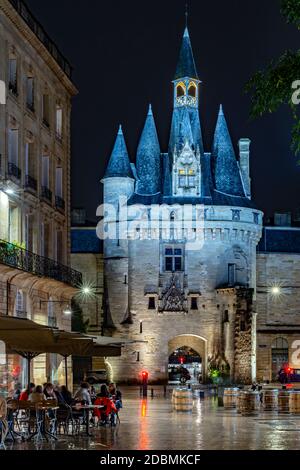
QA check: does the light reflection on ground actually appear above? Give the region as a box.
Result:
[6,387,300,451]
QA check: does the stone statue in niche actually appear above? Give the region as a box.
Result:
[159,274,187,312]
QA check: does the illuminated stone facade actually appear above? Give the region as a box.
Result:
[0,0,79,389]
[101,27,263,384]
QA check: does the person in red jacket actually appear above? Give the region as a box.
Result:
[94,384,117,425]
[19,383,35,401]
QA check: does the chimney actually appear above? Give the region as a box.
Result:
[238,138,251,199]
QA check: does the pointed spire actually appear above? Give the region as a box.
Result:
[178,107,194,148]
[174,26,198,80]
[136,106,161,195]
[104,125,134,179]
[212,106,245,196]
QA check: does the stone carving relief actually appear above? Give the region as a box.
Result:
[159,274,187,312]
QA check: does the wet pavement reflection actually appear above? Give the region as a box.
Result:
[7,387,300,450]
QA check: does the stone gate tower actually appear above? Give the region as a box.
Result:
[101,26,263,384]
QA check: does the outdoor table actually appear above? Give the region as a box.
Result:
[72,404,104,437]
[6,402,25,442]
[27,404,59,442]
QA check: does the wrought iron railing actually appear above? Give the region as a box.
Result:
[8,162,21,179]
[8,0,73,80]
[41,186,52,202]
[24,174,37,192]
[55,195,65,211]
[0,240,82,288]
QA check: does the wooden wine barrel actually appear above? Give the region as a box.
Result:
[289,391,300,414]
[223,388,240,409]
[239,391,260,416]
[263,389,278,411]
[237,391,247,413]
[278,390,290,414]
[173,388,193,412]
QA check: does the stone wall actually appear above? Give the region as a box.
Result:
[256,252,300,381]
[104,205,262,384]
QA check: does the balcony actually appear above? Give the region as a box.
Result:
[24,174,37,192]
[0,240,82,288]
[8,162,21,180]
[8,0,73,80]
[55,195,65,211]
[41,186,52,203]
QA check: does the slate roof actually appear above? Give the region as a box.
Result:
[104,126,134,179]
[136,105,161,195]
[212,105,245,197]
[174,27,199,80]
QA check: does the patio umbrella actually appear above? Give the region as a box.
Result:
[0,316,121,387]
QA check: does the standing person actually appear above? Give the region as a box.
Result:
[19,383,35,401]
[73,382,92,405]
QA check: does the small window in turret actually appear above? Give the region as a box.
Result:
[188,83,196,97]
[176,84,185,97]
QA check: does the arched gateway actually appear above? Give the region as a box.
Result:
[168,335,207,383]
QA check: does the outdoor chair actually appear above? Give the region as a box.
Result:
[0,397,8,449]
[55,404,72,435]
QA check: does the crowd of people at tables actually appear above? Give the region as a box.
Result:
[11,381,122,426]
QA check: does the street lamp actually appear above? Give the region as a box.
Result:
[271,286,281,295]
[63,305,72,315]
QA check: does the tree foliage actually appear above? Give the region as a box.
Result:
[246,0,300,155]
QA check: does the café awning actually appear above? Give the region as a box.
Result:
[0,315,121,357]
[0,315,121,387]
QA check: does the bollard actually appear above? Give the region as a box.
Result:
[141,371,148,398]
[164,385,167,398]
[151,388,154,398]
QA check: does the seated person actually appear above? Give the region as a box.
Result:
[108,383,123,410]
[28,385,46,403]
[73,382,92,405]
[60,386,73,406]
[94,384,117,425]
[0,397,8,448]
[20,383,35,401]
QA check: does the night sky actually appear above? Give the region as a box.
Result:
[26,0,300,222]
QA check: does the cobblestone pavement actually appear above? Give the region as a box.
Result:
[5,387,300,450]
